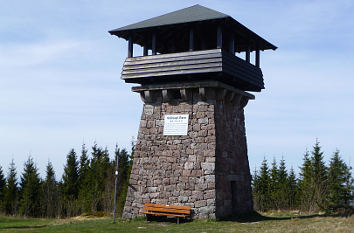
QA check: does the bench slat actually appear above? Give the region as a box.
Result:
[141,203,191,223]
[144,206,190,214]
[141,211,188,218]
[144,203,191,210]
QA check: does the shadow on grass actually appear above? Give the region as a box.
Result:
[0,225,47,230]
[219,211,352,223]
[145,215,190,224]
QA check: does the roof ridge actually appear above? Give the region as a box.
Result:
[110,4,229,32]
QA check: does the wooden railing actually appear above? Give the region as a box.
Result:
[121,49,264,91]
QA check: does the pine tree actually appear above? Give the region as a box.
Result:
[287,167,298,209]
[62,149,79,216]
[78,144,89,187]
[0,165,6,211]
[298,150,313,210]
[116,147,131,215]
[326,150,354,213]
[57,180,65,217]
[62,149,79,200]
[19,156,41,217]
[4,160,18,215]
[86,144,110,212]
[254,158,271,211]
[78,144,90,212]
[310,140,327,211]
[41,161,58,218]
[251,167,261,211]
[277,157,289,209]
[269,158,279,209]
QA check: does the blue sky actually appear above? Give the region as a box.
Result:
[0,0,353,179]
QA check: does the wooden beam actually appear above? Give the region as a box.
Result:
[255,49,260,68]
[229,34,235,54]
[217,26,222,49]
[152,33,156,55]
[128,35,133,58]
[245,46,250,63]
[143,46,148,56]
[199,87,206,101]
[189,28,194,51]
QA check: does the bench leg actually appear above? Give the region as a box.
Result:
[177,217,179,224]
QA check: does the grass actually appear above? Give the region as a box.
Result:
[0,211,353,233]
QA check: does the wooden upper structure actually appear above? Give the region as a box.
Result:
[109,5,276,92]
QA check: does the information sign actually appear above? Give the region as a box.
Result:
[163,114,189,136]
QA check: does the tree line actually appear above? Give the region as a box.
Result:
[252,141,353,214]
[0,143,133,218]
[0,140,353,218]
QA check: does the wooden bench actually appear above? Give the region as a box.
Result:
[141,203,191,224]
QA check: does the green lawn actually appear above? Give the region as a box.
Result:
[0,212,353,233]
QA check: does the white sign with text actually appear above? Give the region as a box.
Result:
[163,114,189,136]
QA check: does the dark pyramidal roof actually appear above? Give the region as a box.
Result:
[109,5,277,51]
[114,5,229,31]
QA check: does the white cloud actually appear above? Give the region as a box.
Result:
[0,40,87,67]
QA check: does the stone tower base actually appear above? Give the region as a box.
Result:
[122,81,254,219]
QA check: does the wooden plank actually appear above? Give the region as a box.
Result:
[124,53,222,67]
[221,56,264,89]
[222,58,261,79]
[144,205,191,211]
[125,49,221,61]
[123,58,222,70]
[222,65,261,88]
[222,52,263,79]
[144,207,190,214]
[141,211,188,218]
[144,203,191,210]
[122,67,222,79]
[132,52,222,64]
[144,203,191,211]
[222,57,262,81]
[122,62,221,75]
[222,62,263,86]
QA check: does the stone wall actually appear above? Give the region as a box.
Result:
[214,93,253,217]
[122,83,253,219]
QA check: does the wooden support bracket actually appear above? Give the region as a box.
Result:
[240,96,249,109]
[144,90,152,103]
[162,89,170,102]
[199,87,206,101]
[234,94,242,107]
[180,89,188,101]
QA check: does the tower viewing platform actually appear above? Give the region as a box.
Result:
[109,4,277,92]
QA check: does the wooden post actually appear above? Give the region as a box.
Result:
[229,34,235,54]
[112,154,119,223]
[128,35,133,58]
[152,33,156,55]
[143,45,148,56]
[246,46,250,63]
[255,49,260,68]
[217,25,222,49]
[189,28,194,51]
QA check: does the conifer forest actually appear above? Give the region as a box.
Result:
[0,140,352,218]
